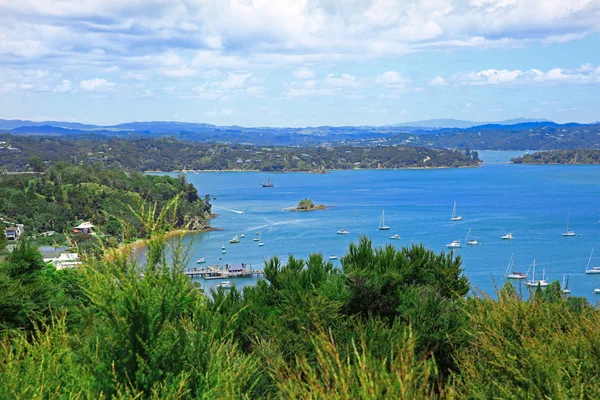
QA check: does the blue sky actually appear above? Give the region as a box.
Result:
[1,0,599,126]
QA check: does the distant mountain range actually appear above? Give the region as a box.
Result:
[391,118,551,129]
[0,117,556,134]
[0,117,597,149]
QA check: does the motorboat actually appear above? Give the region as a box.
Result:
[196,258,206,264]
[446,240,461,248]
[390,234,401,240]
[501,233,513,240]
[337,229,349,234]
[216,281,232,289]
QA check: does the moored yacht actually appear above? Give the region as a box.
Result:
[337,229,349,234]
[465,228,479,245]
[501,232,513,240]
[390,234,401,240]
[561,274,571,294]
[216,281,232,289]
[379,209,390,230]
[229,235,240,244]
[562,214,576,236]
[505,254,527,280]
[450,201,462,221]
[584,248,600,274]
[446,240,461,248]
[524,260,548,287]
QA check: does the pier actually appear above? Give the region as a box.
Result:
[185,263,264,279]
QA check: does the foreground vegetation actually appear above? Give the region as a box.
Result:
[512,149,600,164]
[0,134,480,172]
[0,203,598,398]
[0,163,211,249]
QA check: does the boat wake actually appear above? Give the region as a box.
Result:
[213,207,245,215]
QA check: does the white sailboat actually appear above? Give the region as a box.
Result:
[524,260,548,287]
[379,209,390,230]
[562,214,576,236]
[505,254,527,279]
[229,235,240,244]
[585,248,600,274]
[561,274,571,294]
[465,228,479,245]
[257,232,264,247]
[450,201,462,221]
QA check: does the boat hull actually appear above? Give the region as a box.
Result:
[525,281,548,287]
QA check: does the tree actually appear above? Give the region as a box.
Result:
[28,156,46,172]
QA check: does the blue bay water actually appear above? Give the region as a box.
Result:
[153,151,600,303]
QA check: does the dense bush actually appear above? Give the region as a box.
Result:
[0,217,599,398]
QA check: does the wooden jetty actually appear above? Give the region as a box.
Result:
[185,263,264,279]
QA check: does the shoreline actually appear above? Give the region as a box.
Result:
[144,164,481,174]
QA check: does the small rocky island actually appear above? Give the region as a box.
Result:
[290,198,328,211]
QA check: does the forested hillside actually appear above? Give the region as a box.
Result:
[0,163,211,248]
[378,123,600,150]
[512,149,600,164]
[0,134,480,172]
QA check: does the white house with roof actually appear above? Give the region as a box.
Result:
[73,221,95,234]
[5,224,24,241]
[44,253,81,270]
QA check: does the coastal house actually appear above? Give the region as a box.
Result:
[44,253,81,270]
[5,224,24,241]
[73,221,94,234]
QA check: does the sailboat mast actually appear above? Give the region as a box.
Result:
[586,248,594,272]
[505,254,514,277]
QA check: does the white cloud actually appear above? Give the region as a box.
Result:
[0,83,17,94]
[79,78,116,92]
[53,80,73,93]
[204,108,234,118]
[324,73,357,88]
[215,72,253,90]
[293,68,315,79]
[428,76,447,86]
[452,64,600,85]
[376,71,410,89]
[0,0,596,74]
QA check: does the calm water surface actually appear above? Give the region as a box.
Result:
[152,151,600,302]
